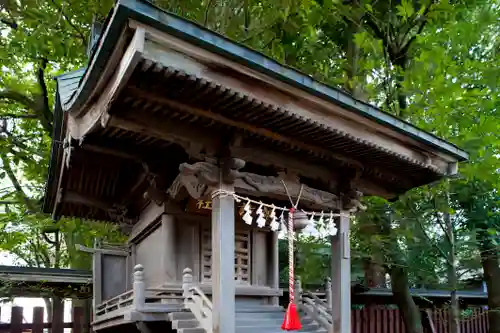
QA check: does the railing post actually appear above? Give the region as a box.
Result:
[182,267,193,299]
[325,277,332,309]
[295,277,302,305]
[133,264,145,310]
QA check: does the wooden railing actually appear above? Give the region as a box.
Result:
[95,265,184,317]
[182,268,213,333]
[295,278,333,332]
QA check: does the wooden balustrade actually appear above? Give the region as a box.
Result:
[182,267,213,333]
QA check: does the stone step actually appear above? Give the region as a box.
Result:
[172,316,315,329]
[174,327,325,333]
[235,312,285,319]
[176,328,206,333]
[236,305,283,312]
[236,317,315,326]
[236,323,319,333]
[168,312,196,321]
[172,319,201,329]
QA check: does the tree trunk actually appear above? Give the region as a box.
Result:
[390,266,424,333]
[480,244,500,333]
[43,298,53,329]
[363,259,386,287]
[343,0,365,101]
[376,207,423,333]
[445,209,460,333]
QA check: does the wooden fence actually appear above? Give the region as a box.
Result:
[0,305,490,333]
[352,307,489,333]
[0,306,85,333]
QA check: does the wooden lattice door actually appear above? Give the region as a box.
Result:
[201,228,251,283]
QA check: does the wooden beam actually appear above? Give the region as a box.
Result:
[80,144,151,206]
[63,191,115,211]
[108,113,404,198]
[107,114,219,158]
[77,244,129,257]
[139,27,450,170]
[126,86,365,169]
[123,86,414,190]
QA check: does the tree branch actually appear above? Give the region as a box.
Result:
[0,17,17,29]
[49,0,86,45]
[0,88,52,136]
[36,58,53,136]
[0,90,38,111]
[0,114,38,120]
[432,198,453,244]
[415,217,453,266]
[406,202,453,266]
[0,155,37,212]
[27,239,43,267]
[203,0,214,27]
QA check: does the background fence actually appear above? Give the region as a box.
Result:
[0,306,85,333]
[0,305,490,333]
[352,307,489,333]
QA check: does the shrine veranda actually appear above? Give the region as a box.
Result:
[42,1,468,333]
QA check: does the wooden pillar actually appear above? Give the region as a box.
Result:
[92,239,102,308]
[133,264,145,310]
[211,180,235,333]
[270,231,280,305]
[162,214,177,282]
[330,210,351,333]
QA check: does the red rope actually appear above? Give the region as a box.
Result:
[281,207,301,331]
[288,207,295,303]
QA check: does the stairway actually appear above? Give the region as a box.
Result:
[168,305,328,333]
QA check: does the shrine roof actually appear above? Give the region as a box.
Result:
[43,0,469,221]
[60,0,467,162]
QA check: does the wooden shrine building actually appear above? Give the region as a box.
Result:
[43,1,468,333]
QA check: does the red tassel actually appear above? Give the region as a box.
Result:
[281,302,302,331]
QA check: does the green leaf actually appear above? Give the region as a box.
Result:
[396,0,415,21]
[487,228,497,236]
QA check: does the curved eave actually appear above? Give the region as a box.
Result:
[42,83,65,214]
[62,0,468,163]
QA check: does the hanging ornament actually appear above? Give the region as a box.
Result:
[303,221,316,235]
[269,205,280,231]
[256,203,266,228]
[327,212,338,236]
[318,211,324,226]
[308,212,315,225]
[279,209,287,232]
[242,200,253,225]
